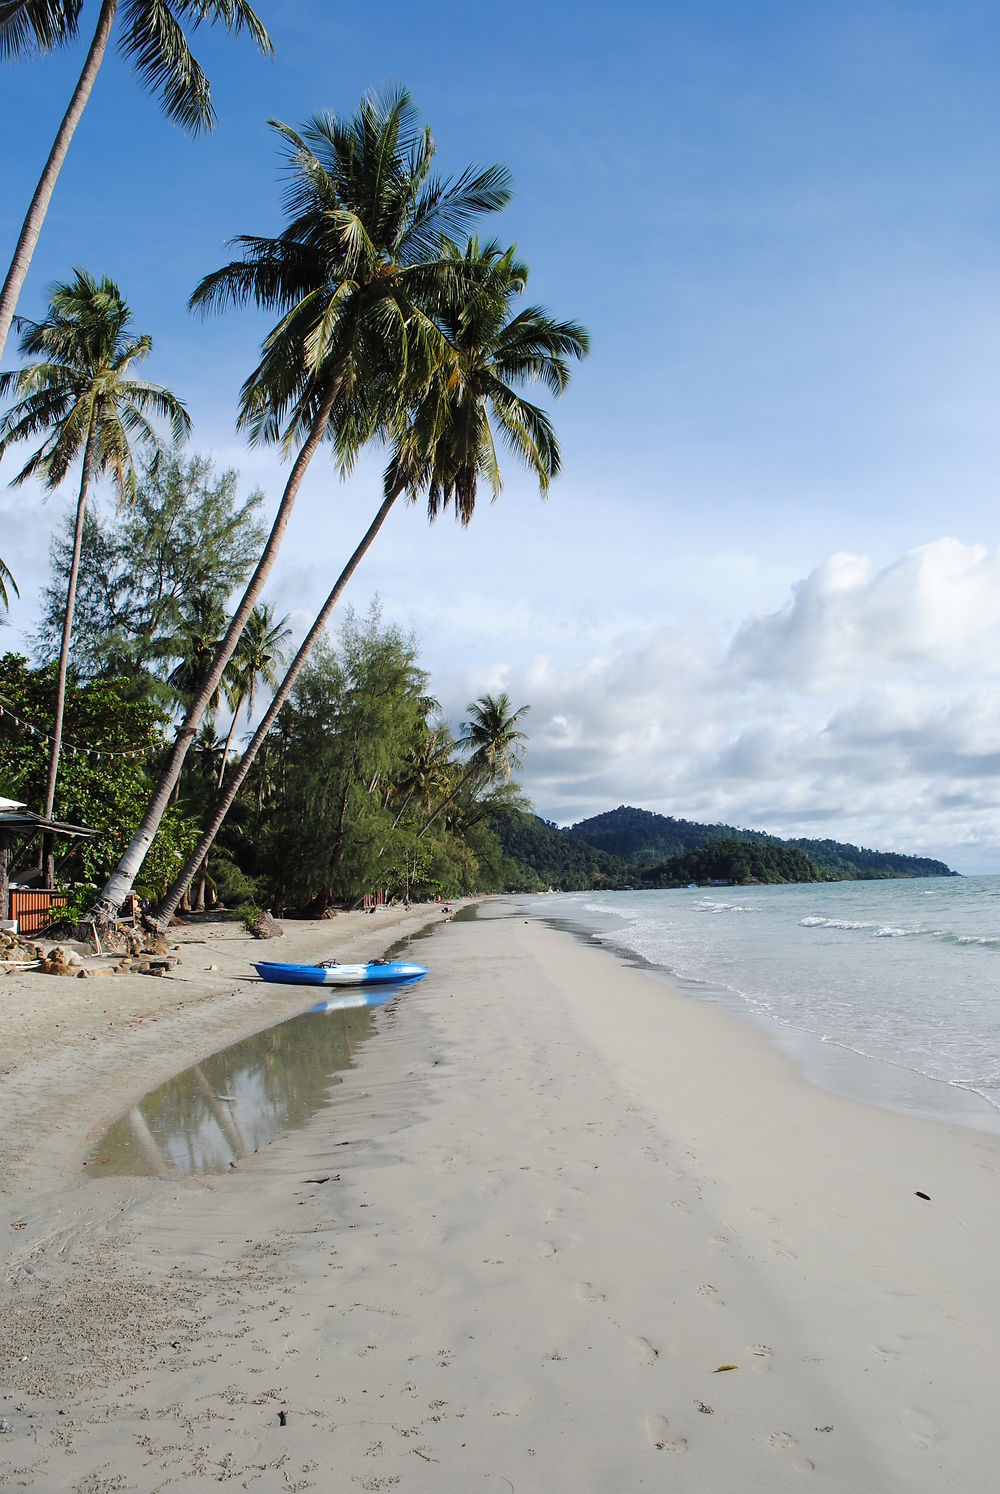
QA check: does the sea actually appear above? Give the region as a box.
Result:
[519,876,1000,1135]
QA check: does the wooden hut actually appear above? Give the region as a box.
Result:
[0,797,95,933]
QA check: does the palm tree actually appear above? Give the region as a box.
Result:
[90,85,512,924]
[0,555,17,611]
[217,600,291,785]
[149,236,587,927]
[417,692,531,840]
[164,589,229,711]
[0,268,190,879]
[0,0,272,363]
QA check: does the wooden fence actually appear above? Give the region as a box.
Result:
[9,889,68,936]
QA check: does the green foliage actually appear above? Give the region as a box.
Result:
[0,653,197,907]
[247,607,432,911]
[566,805,955,881]
[491,811,633,891]
[0,554,17,611]
[35,449,266,693]
[642,838,824,888]
[0,267,190,501]
[0,2,273,131]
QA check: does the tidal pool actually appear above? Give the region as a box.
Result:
[90,988,403,1178]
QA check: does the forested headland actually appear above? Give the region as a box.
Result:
[490,806,955,891]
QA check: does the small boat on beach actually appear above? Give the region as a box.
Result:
[253,958,427,988]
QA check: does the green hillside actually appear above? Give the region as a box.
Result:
[566,806,954,881]
[492,805,956,890]
[491,811,633,891]
[642,839,824,888]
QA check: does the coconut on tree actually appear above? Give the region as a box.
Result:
[0,0,272,364]
[0,267,190,883]
[148,235,587,927]
[89,85,513,925]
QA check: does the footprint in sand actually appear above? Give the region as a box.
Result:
[575,1282,605,1303]
[697,1283,724,1307]
[630,1335,659,1366]
[536,1240,557,1258]
[769,1431,815,1472]
[750,1344,773,1372]
[901,1407,942,1447]
[645,1415,687,1453]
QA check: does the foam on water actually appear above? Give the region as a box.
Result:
[528,876,1000,1133]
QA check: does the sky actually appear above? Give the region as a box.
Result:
[3,0,1000,872]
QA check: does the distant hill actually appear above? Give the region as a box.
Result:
[642,838,824,888]
[492,804,955,890]
[492,811,633,892]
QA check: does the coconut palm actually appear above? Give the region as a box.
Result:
[417,691,531,840]
[0,268,190,879]
[164,588,229,710]
[0,0,272,363]
[149,236,587,927]
[217,600,291,785]
[0,555,17,611]
[91,85,512,923]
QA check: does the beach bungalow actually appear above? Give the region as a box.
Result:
[0,797,95,934]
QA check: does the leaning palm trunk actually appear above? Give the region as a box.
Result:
[89,379,339,924]
[148,486,403,930]
[0,0,118,365]
[217,696,245,789]
[41,411,99,882]
[415,766,481,840]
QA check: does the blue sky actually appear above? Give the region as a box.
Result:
[3,1,1000,870]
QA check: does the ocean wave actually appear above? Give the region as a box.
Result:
[799,916,877,931]
[695,900,758,915]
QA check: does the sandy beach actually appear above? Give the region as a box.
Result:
[0,898,998,1491]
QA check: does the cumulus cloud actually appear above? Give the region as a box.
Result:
[444,539,1000,872]
[729,538,1000,688]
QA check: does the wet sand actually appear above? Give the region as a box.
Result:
[1,900,998,1490]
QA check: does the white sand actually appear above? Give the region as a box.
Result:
[0,899,997,1491]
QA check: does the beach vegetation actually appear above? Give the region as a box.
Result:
[144,230,586,927]
[0,652,197,911]
[0,268,190,882]
[89,85,518,925]
[36,449,267,701]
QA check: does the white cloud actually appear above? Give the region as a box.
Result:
[440,540,1000,873]
[729,538,1000,689]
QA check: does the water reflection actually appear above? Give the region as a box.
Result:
[92,988,404,1178]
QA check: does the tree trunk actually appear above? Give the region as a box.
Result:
[217,696,244,789]
[148,485,404,929]
[88,378,341,925]
[41,411,99,883]
[0,0,119,366]
[415,765,478,840]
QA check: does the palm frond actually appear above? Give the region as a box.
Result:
[0,0,80,59]
[0,553,18,610]
[119,0,214,134]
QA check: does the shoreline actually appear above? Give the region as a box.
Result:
[529,888,1000,1137]
[1,899,997,1490]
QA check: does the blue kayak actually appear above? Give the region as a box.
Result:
[254,958,427,988]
